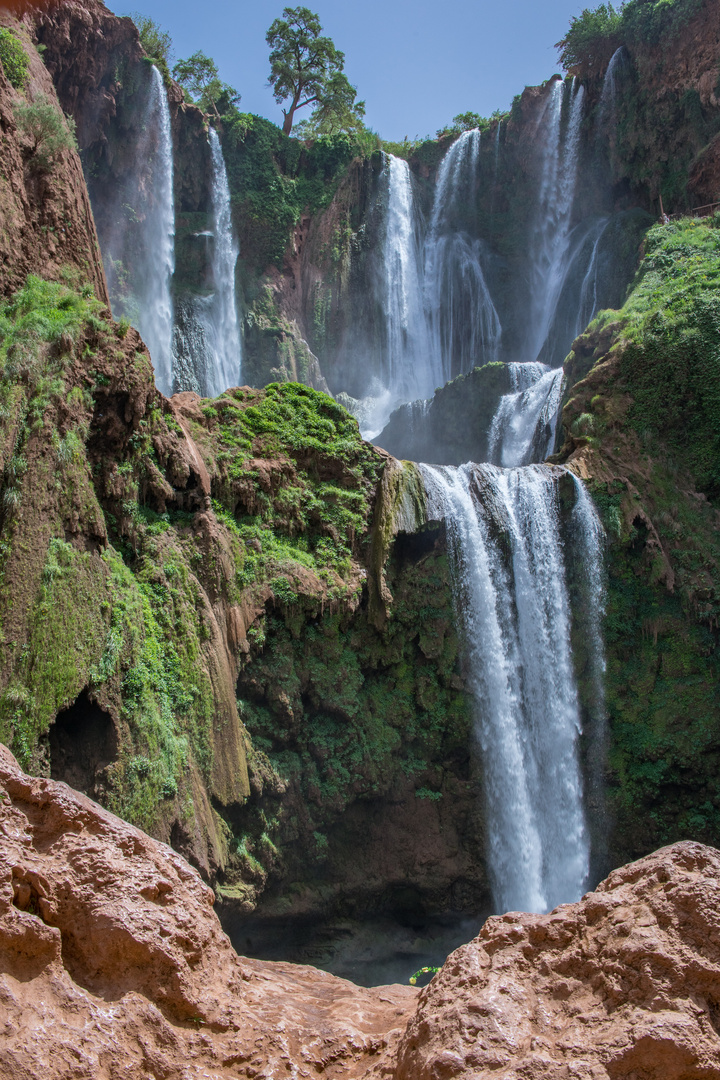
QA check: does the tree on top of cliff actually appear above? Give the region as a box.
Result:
[172,51,241,119]
[266,6,363,137]
[555,4,623,77]
[131,13,173,82]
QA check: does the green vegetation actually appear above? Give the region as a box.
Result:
[0,27,29,89]
[557,0,704,75]
[563,215,720,861]
[556,3,623,75]
[236,540,471,856]
[266,6,365,137]
[12,94,77,171]
[409,966,441,986]
[194,381,381,580]
[616,216,720,496]
[131,12,173,82]
[222,113,365,268]
[172,50,241,117]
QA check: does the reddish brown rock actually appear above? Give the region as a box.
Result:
[394,842,720,1080]
[5,738,720,1080]
[0,744,417,1079]
[0,7,108,301]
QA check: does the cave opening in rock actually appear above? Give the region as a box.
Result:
[49,690,118,801]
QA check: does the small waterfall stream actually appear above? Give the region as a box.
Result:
[380,154,432,403]
[598,46,628,134]
[421,462,605,913]
[207,128,242,395]
[135,66,175,396]
[488,363,564,467]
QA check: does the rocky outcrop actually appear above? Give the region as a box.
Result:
[375,363,514,465]
[0,743,417,1078]
[0,10,107,301]
[395,841,720,1079]
[4,742,720,1080]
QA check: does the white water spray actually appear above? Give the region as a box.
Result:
[421,462,604,913]
[380,154,432,403]
[488,363,564,466]
[598,47,628,134]
[207,127,242,395]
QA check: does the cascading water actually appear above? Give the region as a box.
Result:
[525,79,584,366]
[171,131,242,398]
[99,65,175,395]
[134,66,175,396]
[207,127,242,395]
[488,363,564,467]
[379,154,432,403]
[424,130,501,382]
[421,461,605,913]
[598,47,628,135]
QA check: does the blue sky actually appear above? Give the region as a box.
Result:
[118,0,587,140]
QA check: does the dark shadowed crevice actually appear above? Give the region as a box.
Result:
[49,690,117,801]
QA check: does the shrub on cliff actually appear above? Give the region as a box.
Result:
[0,28,28,89]
[13,94,77,171]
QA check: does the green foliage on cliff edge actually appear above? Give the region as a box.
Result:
[563,215,720,863]
[0,28,29,89]
[557,0,704,75]
[222,111,364,269]
[619,216,720,496]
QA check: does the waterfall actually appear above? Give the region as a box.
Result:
[488,363,564,467]
[525,79,585,366]
[421,462,603,914]
[598,47,628,134]
[575,216,609,337]
[424,130,502,382]
[379,154,432,405]
[135,66,175,396]
[207,127,242,395]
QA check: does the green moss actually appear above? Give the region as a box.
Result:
[0,538,109,765]
[237,540,471,841]
[616,217,720,496]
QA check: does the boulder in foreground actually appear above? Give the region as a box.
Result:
[3,741,720,1079]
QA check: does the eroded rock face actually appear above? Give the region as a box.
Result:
[4,739,720,1080]
[0,743,417,1078]
[394,842,720,1080]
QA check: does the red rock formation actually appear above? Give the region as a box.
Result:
[394,843,720,1079]
[0,743,417,1078]
[4,739,720,1079]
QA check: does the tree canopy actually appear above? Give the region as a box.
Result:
[172,50,241,117]
[266,6,363,137]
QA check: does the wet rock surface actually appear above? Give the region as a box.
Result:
[3,741,720,1079]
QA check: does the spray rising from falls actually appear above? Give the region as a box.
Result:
[488,363,564,467]
[421,462,605,913]
[134,66,175,396]
[207,128,242,395]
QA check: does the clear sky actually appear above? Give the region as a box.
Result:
[116,0,587,141]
